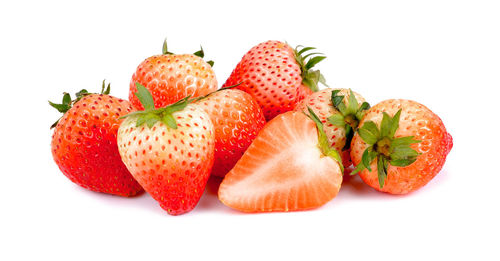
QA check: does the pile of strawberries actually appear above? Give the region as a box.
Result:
[50,40,453,215]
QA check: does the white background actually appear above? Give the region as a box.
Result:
[1,0,499,260]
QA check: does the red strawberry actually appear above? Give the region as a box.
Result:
[350,99,453,194]
[194,88,266,177]
[218,109,343,212]
[129,40,217,110]
[50,81,143,197]
[117,83,215,215]
[223,40,327,121]
[297,84,314,101]
[295,88,370,169]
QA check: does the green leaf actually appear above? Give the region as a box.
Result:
[136,116,146,127]
[302,74,319,92]
[162,114,177,129]
[391,136,421,148]
[49,101,70,113]
[164,96,191,114]
[351,160,366,175]
[119,110,148,119]
[389,109,402,138]
[358,121,380,145]
[50,118,61,129]
[302,52,323,60]
[75,89,89,99]
[193,46,204,58]
[331,90,344,108]
[62,92,71,105]
[135,113,161,128]
[305,56,326,70]
[362,148,373,172]
[380,112,392,137]
[377,156,388,188]
[306,107,344,172]
[345,89,359,115]
[391,146,419,160]
[390,158,418,167]
[355,102,370,121]
[145,114,161,128]
[327,113,345,127]
[134,83,155,110]
[347,90,358,112]
[207,60,214,67]
[297,46,316,56]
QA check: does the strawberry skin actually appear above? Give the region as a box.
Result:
[295,88,368,168]
[194,89,266,177]
[117,104,215,215]
[350,99,453,194]
[223,40,326,121]
[51,94,143,196]
[129,54,217,110]
[297,84,314,101]
[218,111,343,212]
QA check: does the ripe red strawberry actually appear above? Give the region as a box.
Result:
[50,81,143,197]
[194,88,266,177]
[297,84,314,101]
[117,83,215,215]
[223,40,327,121]
[129,40,217,110]
[218,109,343,212]
[350,99,453,194]
[295,88,370,169]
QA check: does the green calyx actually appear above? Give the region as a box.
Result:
[351,109,421,188]
[162,38,214,67]
[49,80,111,128]
[121,83,191,129]
[306,107,344,173]
[327,89,370,150]
[293,45,328,92]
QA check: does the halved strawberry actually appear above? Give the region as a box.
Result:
[218,110,343,213]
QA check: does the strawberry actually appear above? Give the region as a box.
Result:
[129,40,217,110]
[117,83,215,215]
[297,84,314,101]
[218,109,343,213]
[50,81,143,197]
[350,99,453,194]
[194,87,266,177]
[295,88,370,169]
[222,40,327,121]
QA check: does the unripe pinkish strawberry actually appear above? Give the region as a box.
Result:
[118,83,215,215]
